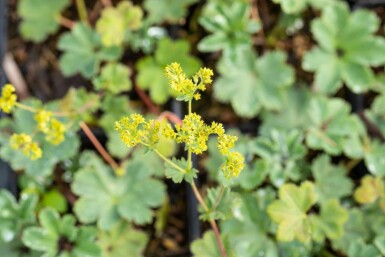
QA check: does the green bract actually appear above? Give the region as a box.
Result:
[72,151,165,230]
[198,1,260,58]
[58,23,122,78]
[18,0,69,42]
[136,38,201,104]
[214,49,294,117]
[22,208,101,257]
[303,3,385,94]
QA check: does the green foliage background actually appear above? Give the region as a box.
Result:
[2,0,385,256]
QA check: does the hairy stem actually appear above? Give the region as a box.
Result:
[75,0,89,23]
[80,122,119,170]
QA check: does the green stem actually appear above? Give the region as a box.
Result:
[15,102,36,113]
[153,148,186,173]
[213,186,225,210]
[187,100,192,170]
[75,0,89,23]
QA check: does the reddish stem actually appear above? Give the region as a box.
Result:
[58,16,75,29]
[158,111,183,125]
[135,86,159,114]
[100,0,112,7]
[79,122,119,170]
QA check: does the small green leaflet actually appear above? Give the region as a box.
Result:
[303,3,385,93]
[22,208,101,257]
[98,222,148,257]
[164,157,198,183]
[214,49,294,118]
[191,231,234,257]
[198,1,259,57]
[72,151,165,230]
[93,63,132,94]
[267,181,316,243]
[18,0,69,42]
[0,190,37,242]
[144,0,199,24]
[311,155,353,202]
[58,23,123,78]
[272,0,334,14]
[96,1,143,47]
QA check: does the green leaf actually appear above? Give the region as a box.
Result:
[96,1,143,47]
[18,0,69,42]
[305,95,365,156]
[347,240,381,257]
[198,1,259,56]
[354,175,384,206]
[271,0,333,14]
[311,155,353,202]
[58,23,123,78]
[214,49,294,117]
[72,151,165,229]
[136,38,201,104]
[332,208,371,253]
[310,199,348,242]
[144,0,198,24]
[164,157,198,184]
[303,3,385,93]
[22,208,100,256]
[252,129,307,186]
[191,231,234,257]
[221,191,279,257]
[200,187,235,221]
[267,181,316,243]
[364,141,385,177]
[93,63,132,94]
[98,222,148,257]
[0,190,37,242]
[0,239,40,257]
[39,190,68,214]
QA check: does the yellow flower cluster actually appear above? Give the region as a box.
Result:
[115,114,160,148]
[162,112,244,179]
[165,63,213,101]
[221,152,245,179]
[0,84,17,113]
[10,133,42,160]
[34,110,65,145]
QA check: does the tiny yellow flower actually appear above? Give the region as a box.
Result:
[0,84,17,113]
[115,114,161,148]
[45,118,65,145]
[35,110,53,133]
[10,133,42,160]
[165,63,214,102]
[162,123,176,139]
[221,151,244,179]
[217,134,238,155]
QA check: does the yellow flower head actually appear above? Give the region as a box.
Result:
[10,133,42,160]
[0,84,17,113]
[34,110,65,145]
[217,134,238,155]
[45,118,65,145]
[162,123,176,139]
[221,151,244,179]
[115,114,160,148]
[165,63,214,102]
[175,113,213,154]
[35,110,53,133]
